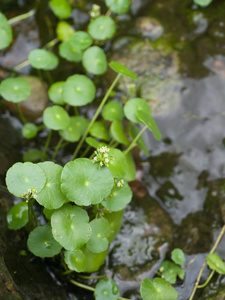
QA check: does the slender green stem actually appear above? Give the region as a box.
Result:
[27,200,33,231]
[80,145,91,158]
[30,199,38,228]
[16,103,27,124]
[78,274,108,280]
[52,137,64,159]
[62,270,73,276]
[43,129,52,156]
[45,70,53,85]
[189,225,225,300]
[197,270,215,289]
[37,69,43,81]
[14,60,30,71]
[123,125,148,155]
[43,38,59,49]
[74,106,79,116]
[8,9,35,25]
[38,124,45,131]
[71,73,121,160]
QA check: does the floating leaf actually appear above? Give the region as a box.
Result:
[108,148,127,178]
[23,149,47,162]
[0,77,31,103]
[59,40,83,62]
[124,98,151,123]
[59,116,81,142]
[0,12,13,50]
[102,182,132,212]
[171,248,185,265]
[102,100,123,121]
[90,121,110,141]
[37,162,68,209]
[61,158,114,206]
[104,210,124,243]
[110,121,130,145]
[194,0,213,6]
[63,74,96,106]
[49,0,72,19]
[160,261,185,284]
[86,218,111,253]
[140,278,178,300]
[27,225,62,257]
[106,0,130,14]
[22,123,38,139]
[82,246,108,273]
[51,204,91,251]
[6,202,28,230]
[64,250,86,272]
[109,61,137,80]
[82,46,107,75]
[129,124,149,156]
[206,253,225,274]
[70,31,93,50]
[94,279,120,300]
[56,21,75,41]
[28,49,59,70]
[88,16,116,41]
[48,81,66,105]
[85,137,107,149]
[136,109,161,140]
[6,162,46,198]
[43,105,70,130]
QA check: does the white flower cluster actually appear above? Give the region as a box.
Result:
[93,146,111,168]
[89,4,101,18]
[22,187,38,202]
[114,179,124,188]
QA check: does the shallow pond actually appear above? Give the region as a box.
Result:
[1,0,225,299]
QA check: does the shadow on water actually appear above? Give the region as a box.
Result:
[1,0,225,299]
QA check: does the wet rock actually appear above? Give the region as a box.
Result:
[5,76,49,122]
[134,17,164,41]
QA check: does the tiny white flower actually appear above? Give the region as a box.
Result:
[104,153,108,158]
[93,156,97,161]
[100,162,103,167]
[117,182,121,187]
[105,158,109,163]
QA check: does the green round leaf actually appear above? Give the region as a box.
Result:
[136,109,162,140]
[0,77,31,103]
[70,116,89,135]
[160,261,185,284]
[28,49,59,70]
[194,0,213,6]
[82,46,107,75]
[109,61,137,80]
[63,74,96,106]
[56,21,75,41]
[102,182,132,212]
[6,162,46,198]
[86,218,111,253]
[124,98,151,123]
[129,124,149,156]
[59,40,83,62]
[0,12,13,50]
[49,0,72,19]
[140,278,178,300]
[206,253,225,274]
[110,121,130,145]
[43,106,70,130]
[171,248,185,265]
[104,210,124,243]
[82,246,108,273]
[70,31,93,50]
[123,152,136,182]
[102,100,123,121]
[22,123,38,139]
[43,208,56,220]
[48,81,66,105]
[108,148,127,178]
[23,149,47,162]
[85,137,107,149]
[37,162,68,209]
[59,116,81,142]
[106,0,130,14]
[94,279,120,300]
[7,202,28,230]
[51,204,91,251]
[90,121,110,141]
[61,158,114,206]
[27,225,62,257]
[88,16,116,41]
[65,250,86,272]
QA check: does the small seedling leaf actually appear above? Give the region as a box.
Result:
[56,21,75,41]
[129,124,149,156]
[27,225,62,257]
[43,105,70,130]
[0,77,31,103]
[61,158,114,206]
[82,46,107,75]
[90,121,110,141]
[59,40,83,62]
[70,31,93,50]
[64,250,86,272]
[109,61,137,79]
[63,74,96,106]
[37,161,68,209]
[110,121,130,145]
[171,248,185,265]
[140,278,178,300]
[49,0,72,19]
[7,202,28,230]
[0,12,13,50]
[23,149,47,162]
[86,218,111,253]
[59,117,81,142]
[6,162,46,198]
[28,49,59,70]
[22,123,38,139]
[136,109,162,140]
[88,16,116,41]
[160,261,185,284]
[124,98,151,123]
[94,279,120,300]
[106,0,131,14]
[102,100,123,121]
[48,81,66,105]
[206,253,225,274]
[85,137,107,149]
[51,204,91,251]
